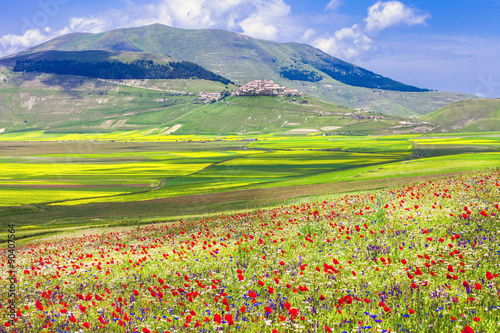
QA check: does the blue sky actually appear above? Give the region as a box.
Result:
[0,0,499,97]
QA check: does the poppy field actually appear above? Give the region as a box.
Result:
[1,170,499,332]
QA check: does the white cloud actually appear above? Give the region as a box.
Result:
[131,0,249,31]
[69,17,108,33]
[0,28,70,57]
[365,1,430,32]
[0,30,46,54]
[325,0,341,11]
[300,28,316,42]
[314,24,372,59]
[312,1,429,60]
[238,0,291,40]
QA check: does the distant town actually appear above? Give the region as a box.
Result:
[199,80,301,103]
[231,80,301,97]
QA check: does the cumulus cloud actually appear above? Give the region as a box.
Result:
[313,1,429,60]
[314,24,372,59]
[365,1,430,32]
[0,28,70,57]
[238,0,292,40]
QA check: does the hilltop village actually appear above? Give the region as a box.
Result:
[199,80,301,103]
[231,80,301,96]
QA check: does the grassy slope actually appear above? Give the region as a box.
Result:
[0,68,231,132]
[11,24,476,116]
[0,68,411,135]
[422,98,500,132]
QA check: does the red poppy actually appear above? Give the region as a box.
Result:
[224,314,234,325]
[462,325,474,333]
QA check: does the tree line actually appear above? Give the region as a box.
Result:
[302,57,429,92]
[13,59,232,85]
[279,68,323,82]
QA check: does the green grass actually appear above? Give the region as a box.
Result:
[422,98,500,132]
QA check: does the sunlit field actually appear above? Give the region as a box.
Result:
[1,132,499,207]
[1,171,499,332]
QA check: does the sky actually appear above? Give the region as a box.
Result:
[0,0,499,97]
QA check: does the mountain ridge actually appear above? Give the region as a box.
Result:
[15,24,426,91]
[2,24,477,116]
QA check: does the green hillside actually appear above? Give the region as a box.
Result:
[2,50,232,84]
[0,68,409,135]
[7,24,476,116]
[422,98,500,132]
[0,68,232,133]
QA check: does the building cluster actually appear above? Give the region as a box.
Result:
[355,115,384,120]
[199,92,221,103]
[397,120,431,127]
[231,80,300,96]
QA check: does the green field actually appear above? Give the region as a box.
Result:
[1,131,499,234]
[1,129,500,333]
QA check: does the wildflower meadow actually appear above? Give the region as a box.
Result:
[1,171,499,333]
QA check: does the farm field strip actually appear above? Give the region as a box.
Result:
[0,150,258,206]
[1,133,500,207]
[249,152,500,190]
[1,171,499,332]
[43,151,405,206]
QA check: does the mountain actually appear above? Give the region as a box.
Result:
[13,26,424,91]
[7,24,476,116]
[421,98,500,132]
